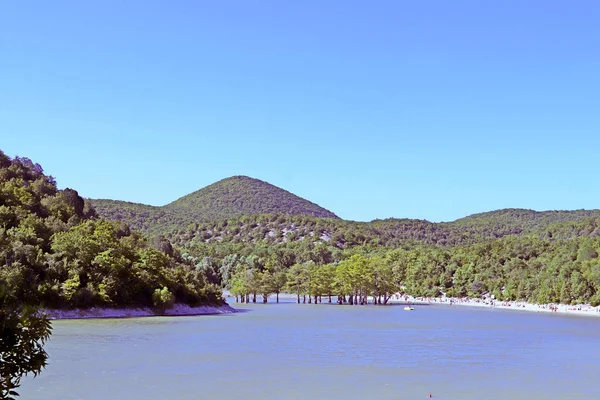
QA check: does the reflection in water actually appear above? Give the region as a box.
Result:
[20,301,600,400]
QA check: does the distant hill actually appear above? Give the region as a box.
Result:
[163,176,338,220]
[92,176,339,235]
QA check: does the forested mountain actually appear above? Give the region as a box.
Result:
[92,176,338,235]
[5,149,600,309]
[93,175,600,249]
[0,150,222,310]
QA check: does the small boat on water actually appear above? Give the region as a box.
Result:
[404,306,414,311]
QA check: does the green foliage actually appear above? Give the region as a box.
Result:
[0,280,52,400]
[0,150,223,311]
[91,176,339,236]
[11,148,600,311]
[152,286,175,312]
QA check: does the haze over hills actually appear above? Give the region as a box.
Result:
[92,176,339,236]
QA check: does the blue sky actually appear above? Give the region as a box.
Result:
[1,1,599,222]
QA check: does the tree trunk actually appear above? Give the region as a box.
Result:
[277,292,280,303]
[328,294,332,303]
[252,293,256,303]
[303,295,306,304]
[349,294,354,305]
[263,295,268,303]
[297,293,300,304]
[308,296,312,304]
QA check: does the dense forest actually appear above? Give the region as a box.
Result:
[4,150,600,309]
[177,217,600,307]
[88,172,600,307]
[0,151,223,311]
[166,209,600,249]
[92,175,339,236]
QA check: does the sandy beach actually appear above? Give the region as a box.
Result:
[391,295,600,318]
[44,303,236,320]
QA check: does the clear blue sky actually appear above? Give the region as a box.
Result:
[1,1,599,222]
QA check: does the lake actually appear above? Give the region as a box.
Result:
[20,301,600,400]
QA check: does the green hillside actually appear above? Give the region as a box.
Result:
[88,171,600,307]
[4,148,600,310]
[164,176,339,220]
[93,176,600,250]
[165,208,600,250]
[0,150,223,310]
[90,199,179,236]
[92,176,339,235]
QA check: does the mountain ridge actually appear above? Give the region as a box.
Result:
[91,175,600,248]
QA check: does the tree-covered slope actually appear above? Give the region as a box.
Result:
[180,215,600,308]
[90,199,179,236]
[164,176,339,220]
[0,150,223,310]
[452,208,600,236]
[165,208,600,250]
[92,176,339,235]
[93,176,600,248]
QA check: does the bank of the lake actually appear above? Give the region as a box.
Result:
[394,297,600,317]
[226,291,600,318]
[396,295,600,318]
[44,303,236,320]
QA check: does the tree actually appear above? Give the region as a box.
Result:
[286,263,309,303]
[264,261,287,303]
[258,270,275,303]
[0,281,52,400]
[152,286,175,314]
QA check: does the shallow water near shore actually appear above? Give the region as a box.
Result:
[20,300,600,400]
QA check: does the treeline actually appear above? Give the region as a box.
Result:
[0,151,222,310]
[183,227,600,306]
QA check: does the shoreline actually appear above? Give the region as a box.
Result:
[44,303,236,320]
[390,295,600,318]
[226,291,600,318]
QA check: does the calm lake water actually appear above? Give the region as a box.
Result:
[20,301,600,400]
